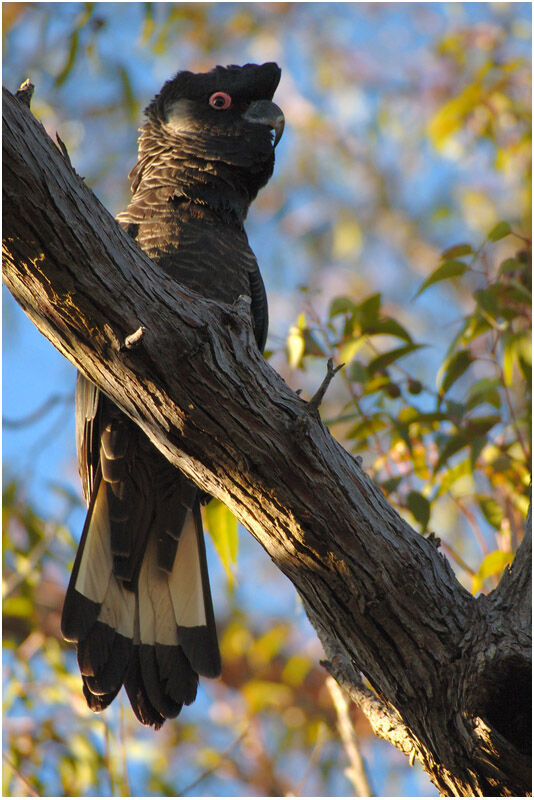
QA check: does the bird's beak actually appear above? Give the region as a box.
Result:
[244,100,285,147]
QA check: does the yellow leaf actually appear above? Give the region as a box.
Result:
[428,84,481,151]
[282,655,311,687]
[204,500,238,583]
[333,216,363,260]
[243,680,293,713]
[412,443,430,480]
[339,337,365,367]
[250,625,288,668]
[471,549,513,594]
[220,622,253,659]
[287,325,306,369]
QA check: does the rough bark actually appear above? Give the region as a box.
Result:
[3,85,531,796]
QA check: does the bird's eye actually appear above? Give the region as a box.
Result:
[209,92,232,110]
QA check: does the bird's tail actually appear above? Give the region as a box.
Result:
[61,473,221,728]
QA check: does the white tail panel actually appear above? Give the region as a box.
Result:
[75,483,112,604]
[168,511,207,628]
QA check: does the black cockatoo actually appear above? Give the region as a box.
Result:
[61,63,284,728]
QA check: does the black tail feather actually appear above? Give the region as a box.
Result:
[78,623,131,696]
[124,646,166,729]
[139,644,184,719]
[155,643,199,706]
[83,679,121,713]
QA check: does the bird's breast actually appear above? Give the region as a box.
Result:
[134,212,257,306]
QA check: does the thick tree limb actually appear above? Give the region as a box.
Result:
[3,86,531,796]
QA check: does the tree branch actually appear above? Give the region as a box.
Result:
[326,675,373,796]
[2,85,530,796]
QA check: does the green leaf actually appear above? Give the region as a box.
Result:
[346,360,368,383]
[54,4,94,87]
[414,260,469,298]
[363,317,413,343]
[478,496,504,530]
[502,331,532,386]
[302,328,327,357]
[368,343,425,375]
[204,500,238,582]
[435,458,473,497]
[488,221,511,242]
[329,296,356,318]
[356,293,381,323]
[346,416,387,442]
[475,285,520,325]
[465,415,500,437]
[458,312,492,345]
[407,411,450,428]
[518,352,531,384]
[438,349,473,395]
[465,378,501,411]
[55,29,80,88]
[360,374,391,396]
[472,550,513,594]
[499,257,521,275]
[406,491,430,530]
[441,243,473,260]
[141,3,155,43]
[119,66,138,121]
[435,433,471,472]
[380,476,403,494]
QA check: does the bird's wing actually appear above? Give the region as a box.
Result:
[75,372,101,503]
[248,262,269,352]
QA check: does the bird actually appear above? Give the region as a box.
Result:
[61,62,284,728]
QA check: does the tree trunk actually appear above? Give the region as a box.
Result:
[2,85,531,796]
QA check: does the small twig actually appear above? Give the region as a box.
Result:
[326,676,373,796]
[3,392,74,429]
[55,133,73,169]
[293,720,329,796]
[178,726,249,796]
[439,541,476,577]
[16,78,34,108]
[425,531,441,549]
[3,752,40,797]
[454,497,490,557]
[294,358,344,437]
[308,357,344,414]
[121,325,146,351]
[102,721,116,797]
[119,701,131,797]
[3,523,57,598]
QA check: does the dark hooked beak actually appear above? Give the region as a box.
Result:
[243,99,285,147]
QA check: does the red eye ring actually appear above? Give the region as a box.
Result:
[209,91,232,110]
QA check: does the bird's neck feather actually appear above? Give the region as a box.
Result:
[126,123,264,226]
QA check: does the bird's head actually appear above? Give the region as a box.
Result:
[135,62,284,220]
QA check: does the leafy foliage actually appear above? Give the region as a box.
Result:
[286,227,530,586]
